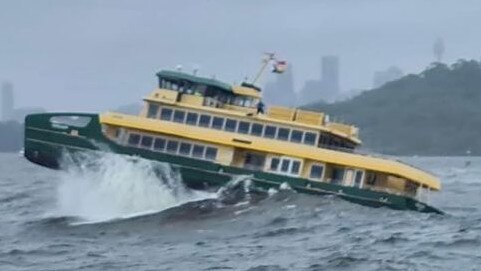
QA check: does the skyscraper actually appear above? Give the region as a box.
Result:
[1,82,14,121]
[298,55,341,105]
[433,38,445,63]
[321,55,340,95]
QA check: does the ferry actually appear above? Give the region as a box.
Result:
[23,61,442,214]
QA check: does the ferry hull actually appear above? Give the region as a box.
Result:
[24,113,443,214]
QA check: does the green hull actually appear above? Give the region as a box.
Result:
[24,113,443,214]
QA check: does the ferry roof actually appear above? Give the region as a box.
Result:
[100,112,441,190]
[156,70,233,93]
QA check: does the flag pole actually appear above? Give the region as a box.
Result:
[251,53,275,85]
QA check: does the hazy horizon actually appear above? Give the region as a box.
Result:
[1,0,481,112]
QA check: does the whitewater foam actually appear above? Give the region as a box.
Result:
[55,153,216,223]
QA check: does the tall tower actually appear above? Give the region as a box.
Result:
[1,82,14,121]
[433,38,445,63]
[321,56,340,95]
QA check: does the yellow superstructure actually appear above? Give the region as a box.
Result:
[99,70,441,204]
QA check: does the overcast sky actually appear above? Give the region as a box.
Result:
[1,0,481,112]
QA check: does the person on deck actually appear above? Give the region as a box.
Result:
[256,100,265,115]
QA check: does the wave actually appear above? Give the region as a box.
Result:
[54,153,216,224]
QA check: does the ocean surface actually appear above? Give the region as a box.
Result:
[0,153,480,271]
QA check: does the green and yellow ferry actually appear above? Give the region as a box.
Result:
[24,69,442,213]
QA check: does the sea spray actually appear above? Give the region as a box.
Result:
[56,152,215,222]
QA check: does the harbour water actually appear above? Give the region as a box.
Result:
[0,153,480,270]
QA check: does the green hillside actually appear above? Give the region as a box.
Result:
[306,60,481,155]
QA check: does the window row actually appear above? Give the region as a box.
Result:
[269,157,302,176]
[126,132,218,161]
[148,105,318,146]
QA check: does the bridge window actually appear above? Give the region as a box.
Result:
[50,115,92,128]
[199,114,211,127]
[277,128,290,141]
[212,117,224,130]
[290,130,303,143]
[160,108,173,121]
[173,110,186,123]
[128,133,141,146]
[140,136,153,148]
[238,121,250,134]
[251,123,263,136]
[225,119,237,132]
[147,104,159,119]
[186,112,198,125]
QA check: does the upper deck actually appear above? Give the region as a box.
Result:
[145,70,361,150]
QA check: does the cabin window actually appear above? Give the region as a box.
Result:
[160,108,173,121]
[304,132,317,146]
[225,119,237,132]
[366,172,377,185]
[353,170,364,188]
[270,158,280,171]
[192,145,205,158]
[277,128,290,141]
[147,104,159,119]
[238,121,250,134]
[205,147,217,160]
[309,165,324,179]
[291,161,301,174]
[199,114,211,127]
[179,142,192,156]
[186,112,198,125]
[140,136,153,148]
[212,117,224,130]
[251,123,264,136]
[127,133,141,146]
[153,138,166,151]
[173,110,186,123]
[290,130,303,143]
[280,159,290,173]
[331,167,345,185]
[264,125,277,139]
[244,153,266,170]
[166,140,179,153]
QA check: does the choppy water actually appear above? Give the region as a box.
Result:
[0,153,480,270]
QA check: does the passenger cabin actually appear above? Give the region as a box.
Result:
[99,70,439,203]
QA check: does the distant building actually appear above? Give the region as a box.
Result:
[433,38,445,63]
[321,55,340,95]
[1,82,14,121]
[1,81,46,123]
[298,55,341,105]
[372,66,404,89]
[263,65,296,107]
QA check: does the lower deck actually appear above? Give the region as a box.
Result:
[105,124,432,204]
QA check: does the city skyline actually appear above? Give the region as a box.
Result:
[2,1,481,111]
